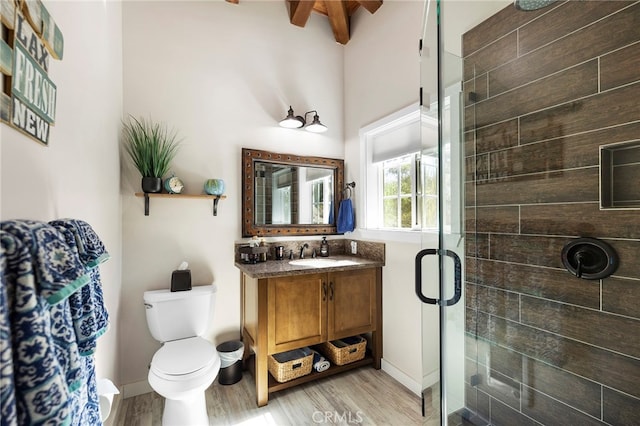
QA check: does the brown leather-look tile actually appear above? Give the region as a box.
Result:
[518,1,633,55]
[486,343,522,382]
[489,234,565,268]
[490,122,640,178]
[521,202,640,239]
[477,60,598,128]
[465,233,489,259]
[601,40,640,91]
[473,311,640,399]
[602,277,640,320]
[475,119,518,155]
[603,387,640,425]
[521,295,640,359]
[465,385,490,422]
[464,73,489,105]
[475,167,599,206]
[467,357,521,410]
[466,283,520,321]
[464,32,517,82]
[465,156,489,183]
[465,182,476,208]
[462,2,556,57]
[521,385,605,426]
[468,258,600,309]
[474,206,519,234]
[611,238,640,278]
[489,397,539,426]
[522,357,601,418]
[491,1,639,96]
[464,130,475,158]
[520,82,640,144]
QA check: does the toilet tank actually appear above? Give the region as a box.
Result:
[144,284,216,342]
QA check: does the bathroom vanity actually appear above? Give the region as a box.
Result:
[236,254,383,407]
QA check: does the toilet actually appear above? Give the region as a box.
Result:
[144,284,220,426]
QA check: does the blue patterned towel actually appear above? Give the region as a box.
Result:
[0,230,74,425]
[0,220,90,305]
[50,220,110,356]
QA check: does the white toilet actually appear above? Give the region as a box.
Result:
[143,284,220,426]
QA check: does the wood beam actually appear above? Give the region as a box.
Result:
[324,0,350,45]
[289,0,315,27]
[355,0,382,14]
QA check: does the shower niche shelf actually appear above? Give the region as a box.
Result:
[600,140,640,210]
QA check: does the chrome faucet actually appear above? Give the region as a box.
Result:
[299,243,309,259]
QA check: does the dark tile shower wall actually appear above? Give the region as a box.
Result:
[462,2,640,425]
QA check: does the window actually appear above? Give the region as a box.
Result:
[379,151,438,230]
[360,103,440,233]
[311,179,328,224]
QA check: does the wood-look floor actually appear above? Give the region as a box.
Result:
[113,368,440,425]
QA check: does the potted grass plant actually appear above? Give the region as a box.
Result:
[123,116,181,193]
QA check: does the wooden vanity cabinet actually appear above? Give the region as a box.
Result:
[241,267,382,407]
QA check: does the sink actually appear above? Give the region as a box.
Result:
[288,258,359,268]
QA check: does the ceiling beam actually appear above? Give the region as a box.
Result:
[325,0,350,45]
[289,0,315,27]
[355,0,382,14]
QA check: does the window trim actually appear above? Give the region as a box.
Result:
[359,103,439,240]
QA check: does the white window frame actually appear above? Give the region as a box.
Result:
[359,103,439,242]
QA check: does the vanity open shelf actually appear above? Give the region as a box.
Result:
[238,263,383,407]
[134,193,227,216]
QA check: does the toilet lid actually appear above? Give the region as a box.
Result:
[152,337,216,376]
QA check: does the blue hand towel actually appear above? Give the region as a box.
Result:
[337,199,355,233]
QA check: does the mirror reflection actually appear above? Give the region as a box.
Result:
[242,148,344,237]
[254,163,334,226]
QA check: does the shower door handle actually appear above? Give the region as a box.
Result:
[415,248,462,306]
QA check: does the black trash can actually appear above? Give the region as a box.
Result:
[217,341,244,385]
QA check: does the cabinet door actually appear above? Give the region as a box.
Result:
[328,268,377,340]
[267,273,327,354]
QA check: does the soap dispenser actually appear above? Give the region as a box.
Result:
[320,237,329,257]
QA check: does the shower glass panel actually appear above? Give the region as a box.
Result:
[418,0,476,424]
[420,0,640,425]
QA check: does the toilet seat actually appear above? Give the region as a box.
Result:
[151,337,217,380]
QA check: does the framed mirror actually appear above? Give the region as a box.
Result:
[242,148,345,237]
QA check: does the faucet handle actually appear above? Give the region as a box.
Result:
[312,249,317,258]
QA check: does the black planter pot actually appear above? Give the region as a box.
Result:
[141,177,162,193]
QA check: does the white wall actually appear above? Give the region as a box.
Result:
[0,0,123,384]
[343,0,511,393]
[120,1,345,391]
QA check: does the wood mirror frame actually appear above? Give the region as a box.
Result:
[242,148,344,237]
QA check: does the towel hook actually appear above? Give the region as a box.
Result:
[344,182,356,199]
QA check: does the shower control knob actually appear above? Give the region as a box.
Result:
[561,237,618,280]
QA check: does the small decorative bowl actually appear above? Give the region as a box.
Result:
[204,179,225,196]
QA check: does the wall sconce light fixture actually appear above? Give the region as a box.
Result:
[279,106,327,133]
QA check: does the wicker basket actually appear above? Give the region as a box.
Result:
[318,336,366,366]
[268,347,313,383]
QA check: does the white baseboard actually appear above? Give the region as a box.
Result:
[423,369,439,389]
[122,380,153,399]
[381,360,422,396]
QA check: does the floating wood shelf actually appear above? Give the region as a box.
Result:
[134,193,227,216]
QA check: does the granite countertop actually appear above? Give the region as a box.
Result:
[235,254,384,279]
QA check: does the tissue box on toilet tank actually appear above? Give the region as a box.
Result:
[171,269,192,292]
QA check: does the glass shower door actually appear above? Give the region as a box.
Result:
[417,0,480,424]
